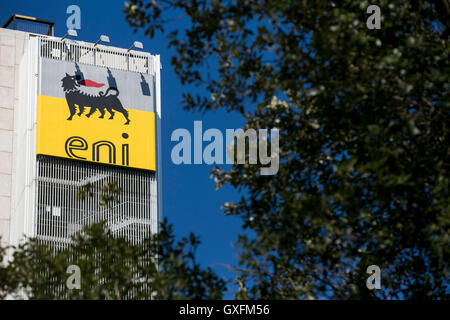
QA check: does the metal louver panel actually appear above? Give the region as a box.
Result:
[38,37,152,74]
[35,155,157,249]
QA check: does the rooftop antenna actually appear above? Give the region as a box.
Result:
[94,35,110,47]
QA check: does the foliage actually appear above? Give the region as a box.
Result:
[124,0,450,299]
[0,219,225,299]
[0,178,225,300]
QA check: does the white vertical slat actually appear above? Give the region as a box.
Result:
[36,156,156,248]
[37,37,153,73]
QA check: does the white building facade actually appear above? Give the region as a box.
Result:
[0,26,162,250]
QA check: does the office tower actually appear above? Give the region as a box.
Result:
[0,15,162,251]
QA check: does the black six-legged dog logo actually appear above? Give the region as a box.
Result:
[61,73,130,125]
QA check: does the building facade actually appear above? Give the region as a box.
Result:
[0,26,162,250]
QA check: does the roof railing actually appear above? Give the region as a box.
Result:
[2,14,54,36]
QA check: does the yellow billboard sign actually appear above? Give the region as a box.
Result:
[37,95,156,171]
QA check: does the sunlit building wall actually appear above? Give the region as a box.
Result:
[0,24,162,250]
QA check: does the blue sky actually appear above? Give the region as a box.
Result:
[1,0,246,297]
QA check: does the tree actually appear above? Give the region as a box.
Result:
[124,0,449,299]
[0,220,225,299]
[0,182,225,299]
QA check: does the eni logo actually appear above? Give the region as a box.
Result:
[61,73,130,125]
[65,133,130,166]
